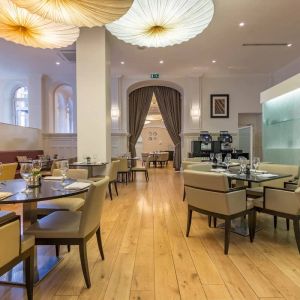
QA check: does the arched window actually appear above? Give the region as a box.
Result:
[14,86,29,127]
[54,85,74,133]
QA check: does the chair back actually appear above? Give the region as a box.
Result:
[187,163,212,172]
[108,160,120,181]
[141,153,149,162]
[118,158,129,172]
[52,168,88,180]
[0,163,18,180]
[184,170,246,215]
[0,212,20,269]
[79,177,109,237]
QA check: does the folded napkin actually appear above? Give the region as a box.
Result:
[225,173,238,177]
[72,162,83,165]
[64,182,91,190]
[0,192,12,200]
[43,176,63,180]
[210,168,226,173]
[256,173,278,178]
[250,169,267,174]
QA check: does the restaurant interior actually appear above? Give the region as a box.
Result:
[1,0,300,299]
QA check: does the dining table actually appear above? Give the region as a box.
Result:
[0,178,90,286]
[69,161,108,178]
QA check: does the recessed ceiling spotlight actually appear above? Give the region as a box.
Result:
[56,61,60,65]
[239,22,245,27]
[287,43,293,47]
[159,60,164,64]
[120,61,125,65]
[212,60,216,63]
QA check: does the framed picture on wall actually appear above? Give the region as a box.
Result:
[210,94,229,118]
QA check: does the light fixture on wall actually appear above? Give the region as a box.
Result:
[11,0,134,27]
[190,106,201,118]
[106,0,214,48]
[111,106,120,119]
[145,120,151,125]
[0,0,79,49]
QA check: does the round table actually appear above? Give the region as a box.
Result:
[0,178,90,285]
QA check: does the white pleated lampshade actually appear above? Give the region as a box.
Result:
[106,0,214,48]
[11,0,134,28]
[0,0,79,49]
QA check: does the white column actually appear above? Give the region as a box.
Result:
[76,27,111,162]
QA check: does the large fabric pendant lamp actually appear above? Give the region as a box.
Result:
[11,0,134,28]
[0,0,79,49]
[106,0,214,48]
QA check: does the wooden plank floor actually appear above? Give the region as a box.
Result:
[1,165,300,299]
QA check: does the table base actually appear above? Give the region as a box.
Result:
[217,217,263,237]
[0,246,63,286]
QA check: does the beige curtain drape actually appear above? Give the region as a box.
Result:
[128,87,154,159]
[154,86,182,171]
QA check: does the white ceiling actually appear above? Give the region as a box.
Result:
[0,0,300,78]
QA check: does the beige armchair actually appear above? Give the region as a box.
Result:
[89,160,120,200]
[0,211,35,300]
[36,168,89,217]
[26,177,109,288]
[251,186,300,253]
[131,156,150,182]
[0,163,18,180]
[184,170,254,254]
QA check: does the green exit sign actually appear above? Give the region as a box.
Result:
[150,73,159,79]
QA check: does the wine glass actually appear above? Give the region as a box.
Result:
[59,160,69,186]
[210,153,214,161]
[216,153,222,164]
[238,156,247,174]
[224,155,231,171]
[20,163,33,193]
[32,159,42,175]
[253,157,260,173]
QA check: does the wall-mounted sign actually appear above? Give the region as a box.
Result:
[150,73,159,79]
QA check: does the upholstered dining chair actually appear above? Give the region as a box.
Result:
[0,211,35,300]
[36,168,89,217]
[131,156,150,182]
[251,186,300,253]
[26,177,109,288]
[184,170,255,254]
[156,152,169,167]
[0,163,18,180]
[117,157,131,184]
[89,160,120,200]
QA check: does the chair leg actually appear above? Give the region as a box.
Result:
[96,227,105,260]
[274,216,277,229]
[224,218,231,255]
[293,218,300,254]
[126,173,128,185]
[67,245,71,252]
[208,216,212,227]
[79,240,91,288]
[55,245,60,257]
[286,218,290,231]
[114,181,118,196]
[25,249,34,300]
[183,188,186,201]
[186,208,193,237]
[213,217,217,228]
[108,182,113,200]
[145,171,149,182]
[248,210,256,242]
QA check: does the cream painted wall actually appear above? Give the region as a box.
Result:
[0,122,42,151]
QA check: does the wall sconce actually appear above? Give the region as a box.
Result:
[111,106,120,119]
[190,106,201,118]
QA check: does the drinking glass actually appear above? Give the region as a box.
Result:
[32,159,42,175]
[253,157,260,173]
[59,160,69,185]
[216,153,222,164]
[224,155,231,170]
[238,156,247,174]
[210,153,214,161]
[20,163,33,193]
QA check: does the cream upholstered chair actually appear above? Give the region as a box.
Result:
[26,177,109,288]
[117,157,131,184]
[0,211,35,300]
[89,160,120,200]
[184,170,254,254]
[36,168,89,217]
[141,153,149,166]
[251,186,300,253]
[247,163,299,230]
[182,163,213,201]
[0,163,18,180]
[131,156,150,182]
[156,152,169,167]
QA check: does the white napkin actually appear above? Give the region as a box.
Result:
[72,162,83,165]
[43,176,64,180]
[250,169,267,174]
[0,192,12,200]
[256,173,278,178]
[210,168,226,173]
[64,182,91,190]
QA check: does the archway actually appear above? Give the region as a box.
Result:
[128,85,182,170]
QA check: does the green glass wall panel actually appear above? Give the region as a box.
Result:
[263,88,300,164]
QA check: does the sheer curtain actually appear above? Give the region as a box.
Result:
[128,87,154,158]
[154,86,182,171]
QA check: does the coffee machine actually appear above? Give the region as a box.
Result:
[218,131,232,152]
[199,131,212,152]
